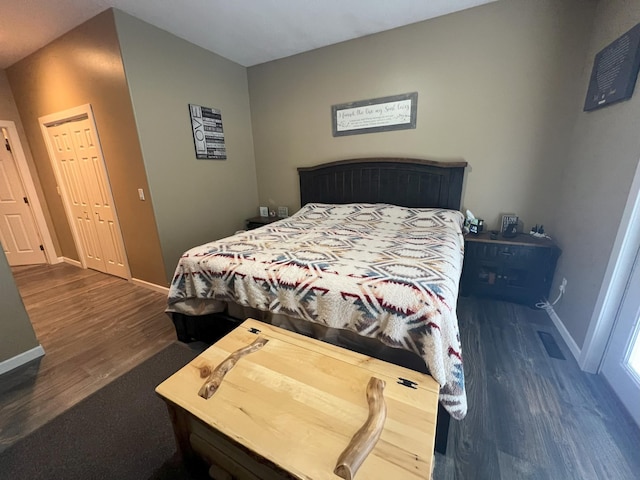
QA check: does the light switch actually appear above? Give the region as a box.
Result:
[138,188,145,201]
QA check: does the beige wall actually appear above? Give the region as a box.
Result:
[7,10,166,285]
[0,250,39,363]
[114,10,259,281]
[248,0,595,231]
[0,70,24,126]
[552,0,640,348]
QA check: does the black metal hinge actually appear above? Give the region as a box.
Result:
[5,139,11,152]
[40,245,44,251]
[397,377,418,389]
[248,327,261,334]
[23,197,29,205]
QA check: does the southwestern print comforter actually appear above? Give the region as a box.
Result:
[168,203,467,419]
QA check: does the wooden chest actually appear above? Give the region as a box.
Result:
[156,319,439,479]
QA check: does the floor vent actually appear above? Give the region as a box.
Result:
[537,331,566,360]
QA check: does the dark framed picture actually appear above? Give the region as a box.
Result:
[332,92,417,137]
[584,23,640,111]
[501,214,518,233]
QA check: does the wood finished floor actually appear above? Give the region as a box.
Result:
[435,297,640,479]
[1,264,639,478]
[0,263,176,453]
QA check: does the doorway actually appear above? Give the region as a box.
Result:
[580,157,640,428]
[39,105,130,279]
[601,247,640,427]
[0,120,55,266]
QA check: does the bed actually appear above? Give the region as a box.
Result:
[167,157,468,450]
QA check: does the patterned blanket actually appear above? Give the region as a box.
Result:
[168,203,467,419]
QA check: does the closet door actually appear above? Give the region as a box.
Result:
[45,114,129,279]
[46,122,105,273]
[67,119,128,278]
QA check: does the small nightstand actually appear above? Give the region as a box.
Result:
[245,216,281,230]
[461,232,561,307]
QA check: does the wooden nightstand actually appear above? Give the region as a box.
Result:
[461,232,561,307]
[245,216,281,230]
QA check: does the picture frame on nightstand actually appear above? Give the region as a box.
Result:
[501,214,519,233]
[259,206,269,217]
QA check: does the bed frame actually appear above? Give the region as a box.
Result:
[171,157,467,455]
[298,157,466,209]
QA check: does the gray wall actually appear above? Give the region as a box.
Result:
[0,69,42,364]
[552,0,640,348]
[0,249,39,363]
[247,0,595,232]
[114,10,259,282]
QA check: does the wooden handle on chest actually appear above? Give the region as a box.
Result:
[334,376,387,480]
[198,336,268,399]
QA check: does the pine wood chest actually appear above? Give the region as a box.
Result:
[156,318,439,479]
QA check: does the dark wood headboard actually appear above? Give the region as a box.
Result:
[298,158,467,210]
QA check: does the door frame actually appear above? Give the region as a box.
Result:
[38,104,131,278]
[0,119,57,264]
[600,241,640,426]
[580,157,640,373]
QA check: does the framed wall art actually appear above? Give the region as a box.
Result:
[331,92,417,137]
[584,23,640,111]
[189,104,227,159]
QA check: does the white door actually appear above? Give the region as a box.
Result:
[0,128,46,265]
[45,116,129,279]
[47,122,105,272]
[67,119,128,278]
[601,248,640,427]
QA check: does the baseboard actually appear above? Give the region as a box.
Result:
[53,260,169,294]
[60,257,82,268]
[544,305,581,362]
[130,277,170,295]
[0,345,46,376]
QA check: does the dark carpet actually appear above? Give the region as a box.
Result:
[0,343,211,480]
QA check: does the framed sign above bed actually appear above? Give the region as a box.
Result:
[332,92,418,137]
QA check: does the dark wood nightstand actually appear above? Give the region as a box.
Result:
[245,216,281,230]
[461,232,561,307]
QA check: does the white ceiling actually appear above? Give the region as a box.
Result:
[0,0,495,69]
